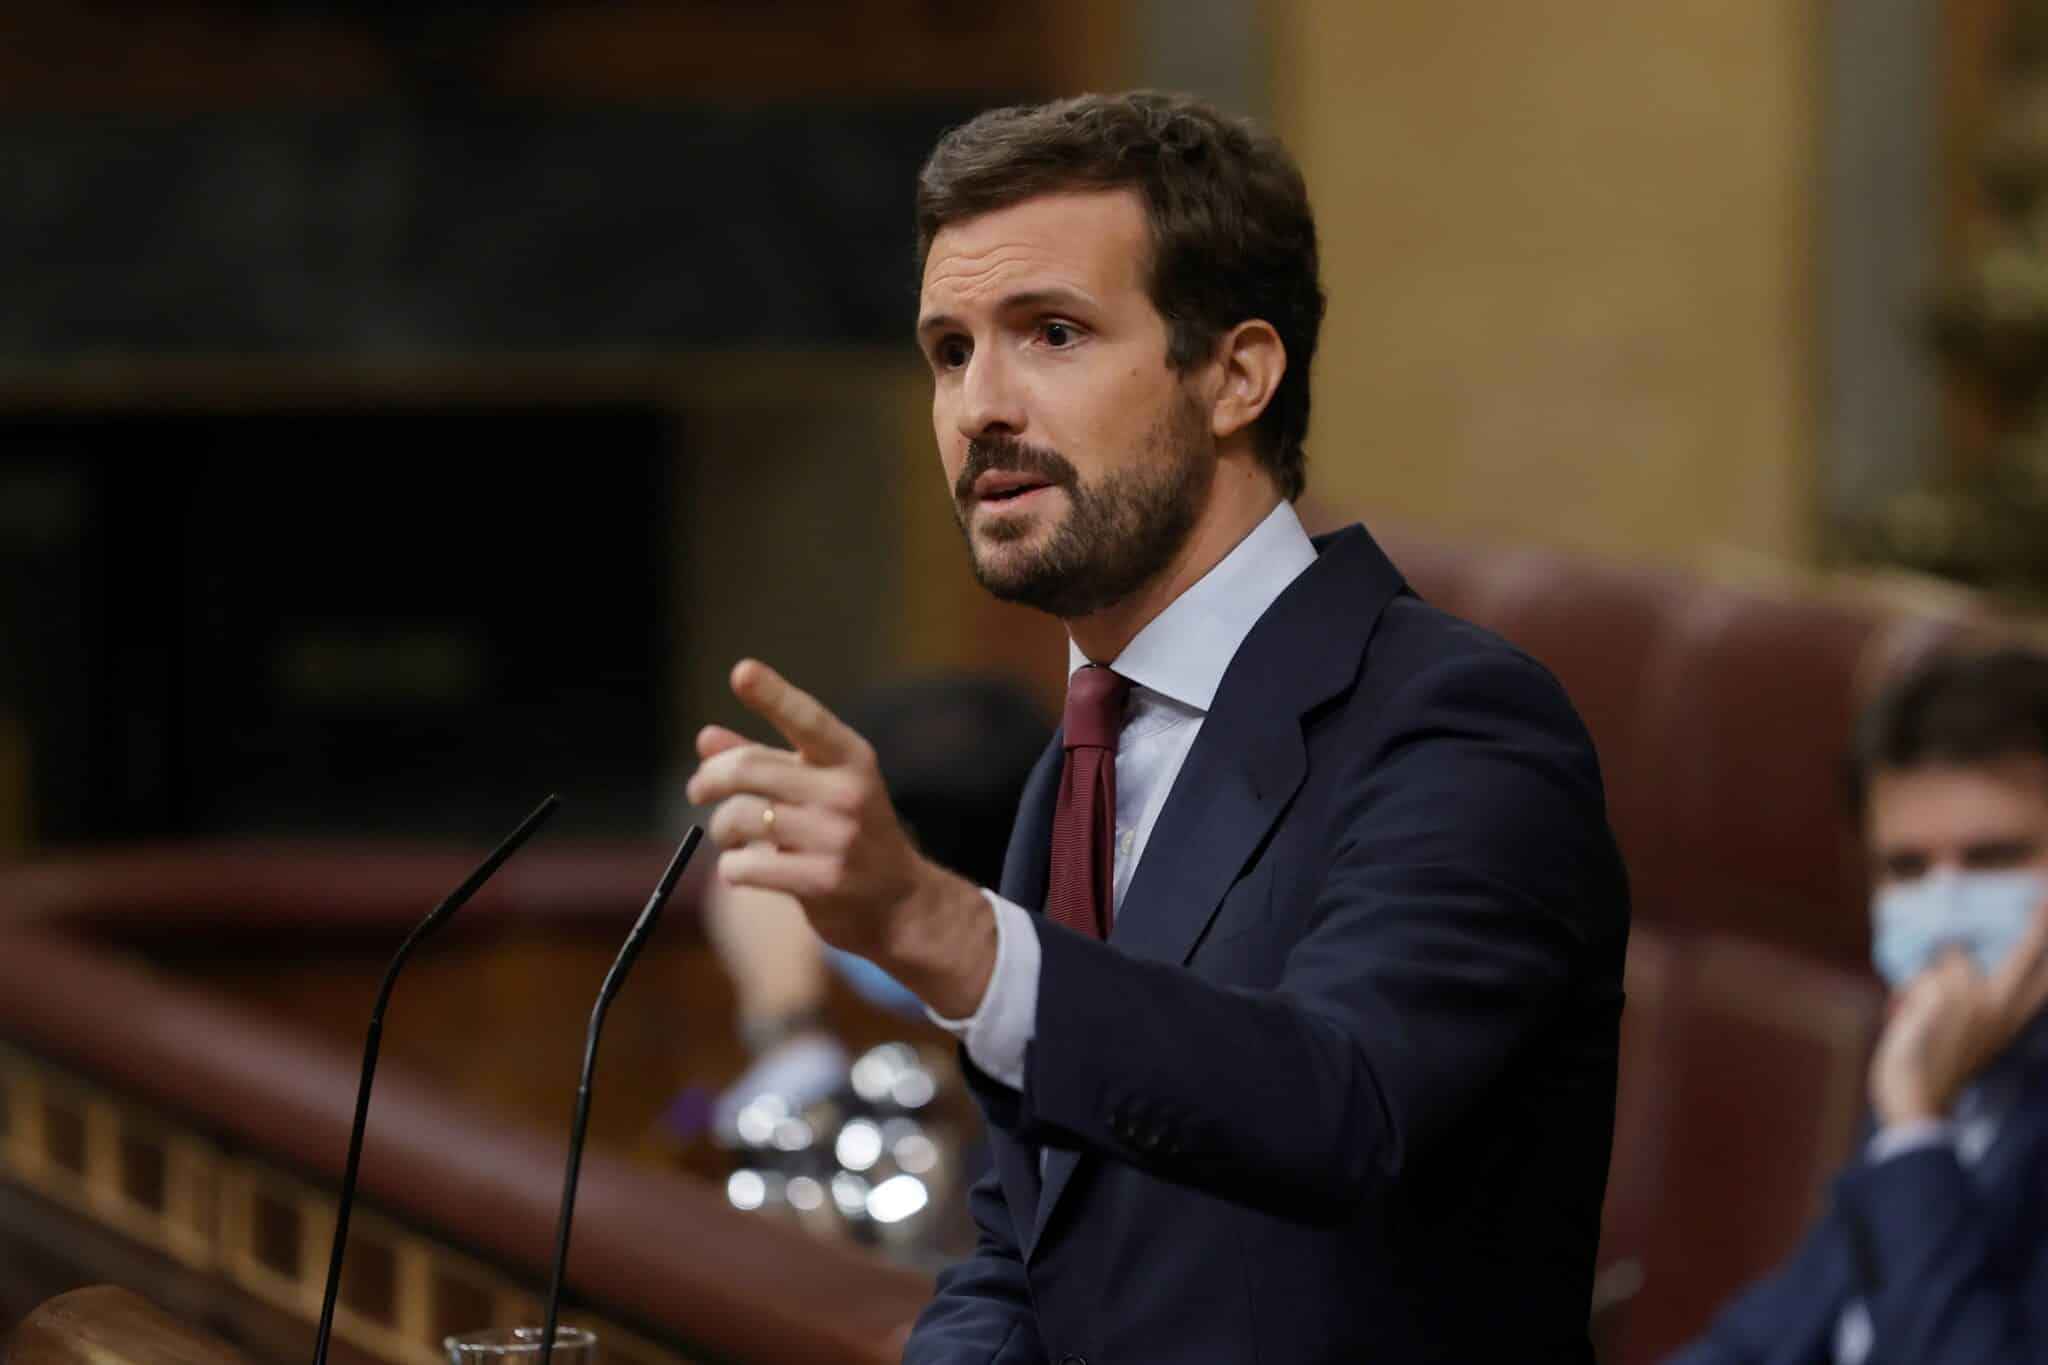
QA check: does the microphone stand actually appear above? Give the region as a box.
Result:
[538,826,703,1365]
[310,794,562,1365]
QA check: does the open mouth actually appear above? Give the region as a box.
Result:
[972,472,1057,506]
[981,484,1050,506]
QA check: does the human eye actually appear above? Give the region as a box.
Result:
[929,334,971,371]
[1035,318,1083,348]
[1879,852,1930,883]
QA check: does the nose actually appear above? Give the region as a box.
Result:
[955,348,1025,443]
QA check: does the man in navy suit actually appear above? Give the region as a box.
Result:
[1670,647,2048,1365]
[687,91,1629,1362]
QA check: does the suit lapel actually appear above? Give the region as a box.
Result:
[1103,699,1302,964]
[992,737,1061,1253]
[998,737,1063,916]
[1029,712,1304,1260]
[1028,524,1406,1259]
[1114,525,1402,967]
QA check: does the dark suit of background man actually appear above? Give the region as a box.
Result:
[686,91,1630,1363]
[1670,646,2048,1365]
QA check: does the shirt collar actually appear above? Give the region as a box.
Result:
[1066,500,1317,714]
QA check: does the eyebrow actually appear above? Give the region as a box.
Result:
[915,287,1097,339]
[1963,836,2039,860]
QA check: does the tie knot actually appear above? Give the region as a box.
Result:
[1063,665,1129,751]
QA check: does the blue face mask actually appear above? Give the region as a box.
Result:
[1870,869,2047,990]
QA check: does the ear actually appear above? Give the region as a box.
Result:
[1207,320,1287,444]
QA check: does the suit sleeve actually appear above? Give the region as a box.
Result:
[901,1157,1045,1364]
[1657,1223,1841,1365]
[1659,1308,1770,1364]
[1831,1143,2048,1363]
[972,646,1623,1221]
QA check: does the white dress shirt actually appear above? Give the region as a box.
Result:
[928,500,1318,1088]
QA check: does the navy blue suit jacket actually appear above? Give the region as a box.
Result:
[1667,1050,2048,1365]
[904,523,1630,1364]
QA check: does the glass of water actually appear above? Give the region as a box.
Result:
[444,1327,599,1363]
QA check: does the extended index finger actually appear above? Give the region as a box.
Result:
[730,659,865,766]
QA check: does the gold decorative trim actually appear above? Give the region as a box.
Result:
[0,1043,700,1365]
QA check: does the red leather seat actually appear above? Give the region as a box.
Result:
[1370,525,1985,977]
[1634,584,1883,962]
[1444,546,1696,922]
[1604,932,1885,1363]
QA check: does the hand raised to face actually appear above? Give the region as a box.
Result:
[1868,895,2048,1127]
[683,660,996,1018]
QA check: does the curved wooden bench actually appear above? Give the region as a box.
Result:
[0,845,933,1365]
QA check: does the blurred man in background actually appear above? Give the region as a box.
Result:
[1672,645,2048,1364]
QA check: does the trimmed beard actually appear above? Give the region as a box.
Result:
[952,391,1214,620]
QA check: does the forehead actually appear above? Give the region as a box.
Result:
[919,189,1150,312]
[1867,754,2048,847]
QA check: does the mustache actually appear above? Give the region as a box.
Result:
[955,437,1078,506]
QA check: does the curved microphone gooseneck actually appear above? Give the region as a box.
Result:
[310,793,563,1365]
[538,825,704,1365]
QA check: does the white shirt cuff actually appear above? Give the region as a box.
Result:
[1865,1118,1957,1165]
[923,890,1040,1091]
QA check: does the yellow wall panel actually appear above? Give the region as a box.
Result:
[1269,0,1820,566]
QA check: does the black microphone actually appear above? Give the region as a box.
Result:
[310,793,562,1365]
[538,825,704,1365]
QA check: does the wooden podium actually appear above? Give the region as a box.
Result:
[2,1286,260,1365]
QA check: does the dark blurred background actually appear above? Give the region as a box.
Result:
[0,0,1104,844]
[0,0,2028,855]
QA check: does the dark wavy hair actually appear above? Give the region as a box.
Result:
[1850,643,2048,810]
[915,91,1325,501]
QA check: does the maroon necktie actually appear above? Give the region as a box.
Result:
[1046,664,1130,939]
